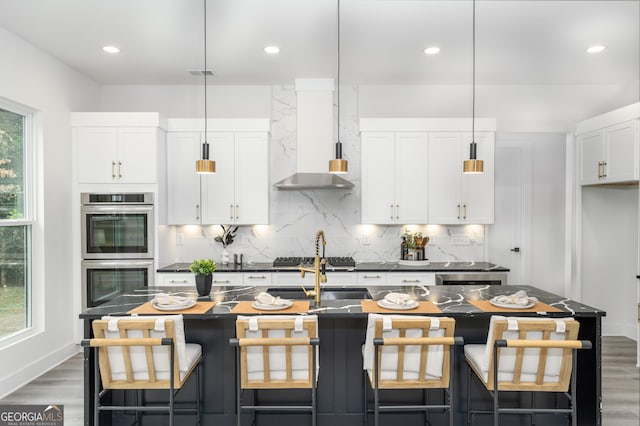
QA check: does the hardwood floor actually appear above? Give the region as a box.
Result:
[1,337,638,425]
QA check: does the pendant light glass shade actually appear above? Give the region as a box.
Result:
[463,0,483,174]
[196,0,216,174]
[329,0,348,175]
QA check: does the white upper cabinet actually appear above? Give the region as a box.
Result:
[577,103,639,186]
[166,132,202,224]
[165,119,270,225]
[73,113,165,184]
[361,132,429,224]
[428,132,494,224]
[202,132,269,225]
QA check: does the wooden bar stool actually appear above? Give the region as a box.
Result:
[362,314,462,426]
[231,315,319,426]
[464,315,592,425]
[81,314,202,426]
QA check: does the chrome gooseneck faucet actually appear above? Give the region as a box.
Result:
[300,230,327,304]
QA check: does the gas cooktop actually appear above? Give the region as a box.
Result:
[273,256,356,269]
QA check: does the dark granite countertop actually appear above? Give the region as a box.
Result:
[80,284,604,320]
[157,261,509,273]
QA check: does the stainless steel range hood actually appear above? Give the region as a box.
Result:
[274,79,354,190]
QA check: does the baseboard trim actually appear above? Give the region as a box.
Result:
[0,343,79,399]
[602,321,638,340]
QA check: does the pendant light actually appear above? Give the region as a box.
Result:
[329,0,348,174]
[196,0,215,174]
[463,0,484,174]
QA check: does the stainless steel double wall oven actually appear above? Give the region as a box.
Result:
[81,193,154,308]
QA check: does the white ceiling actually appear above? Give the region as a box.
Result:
[0,0,637,87]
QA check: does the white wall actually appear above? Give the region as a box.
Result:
[0,27,99,397]
[358,84,635,132]
[99,84,272,118]
[581,186,639,338]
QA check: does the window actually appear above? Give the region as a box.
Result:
[0,99,33,341]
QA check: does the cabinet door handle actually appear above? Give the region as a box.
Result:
[247,275,267,279]
[597,161,602,178]
[396,204,399,220]
[117,161,122,178]
[214,279,231,284]
[602,161,607,178]
[362,274,381,279]
[111,161,116,179]
[390,204,394,220]
[463,204,467,219]
[402,279,420,283]
[236,204,239,220]
[196,204,200,221]
[230,204,234,220]
[169,279,188,283]
[457,204,461,219]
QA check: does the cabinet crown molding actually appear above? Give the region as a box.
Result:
[167,118,270,133]
[359,118,497,132]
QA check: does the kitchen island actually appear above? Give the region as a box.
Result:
[81,285,604,426]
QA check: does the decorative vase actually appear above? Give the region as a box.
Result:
[195,274,213,296]
[221,249,230,265]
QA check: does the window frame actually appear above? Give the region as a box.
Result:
[0,97,36,344]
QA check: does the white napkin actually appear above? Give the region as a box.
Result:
[492,290,537,306]
[384,292,412,305]
[154,293,189,306]
[255,292,284,305]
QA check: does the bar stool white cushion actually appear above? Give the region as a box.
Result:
[362,314,446,381]
[100,315,201,381]
[464,315,573,384]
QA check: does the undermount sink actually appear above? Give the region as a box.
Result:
[266,287,371,300]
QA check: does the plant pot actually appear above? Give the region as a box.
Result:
[195,274,213,296]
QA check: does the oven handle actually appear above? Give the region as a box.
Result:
[82,259,154,268]
[82,205,153,214]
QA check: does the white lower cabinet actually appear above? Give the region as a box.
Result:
[212,273,244,286]
[156,273,195,287]
[386,272,435,286]
[357,272,387,286]
[243,272,272,286]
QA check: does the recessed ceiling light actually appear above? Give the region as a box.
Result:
[586,45,606,54]
[264,46,280,54]
[102,45,120,54]
[424,46,440,55]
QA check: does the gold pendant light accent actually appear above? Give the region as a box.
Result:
[196,0,216,174]
[329,0,348,175]
[463,0,484,174]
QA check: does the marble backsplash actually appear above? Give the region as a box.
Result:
[157,85,486,266]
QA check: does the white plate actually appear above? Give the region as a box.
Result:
[377,299,419,310]
[489,297,536,310]
[251,299,293,311]
[152,299,197,311]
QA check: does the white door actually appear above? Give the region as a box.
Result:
[234,133,269,224]
[361,132,396,224]
[578,130,604,185]
[76,127,118,183]
[167,132,202,224]
[487,143,531,285]
[202,133,235,224]
[117,128,157,183]
[428,132,462,224]
[395,132,428,223]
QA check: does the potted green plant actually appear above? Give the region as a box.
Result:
[189,258,217,296]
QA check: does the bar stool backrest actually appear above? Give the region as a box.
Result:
[236,315,318,389]
[363,314,456,389]
[482,316,580,391]
[91,315,187,389]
